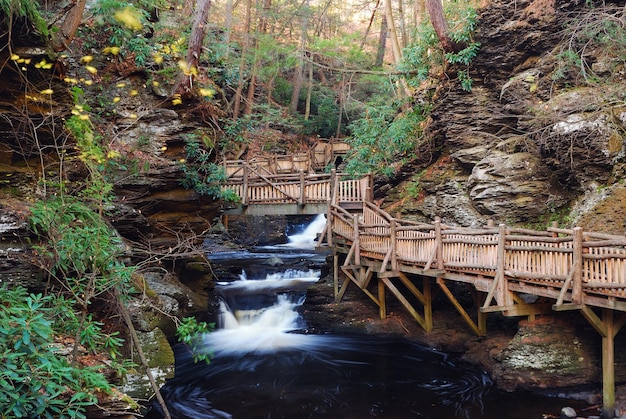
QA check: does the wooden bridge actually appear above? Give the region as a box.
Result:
[319,201,626,418]
[222,160,371,215]
[221,157,626,417]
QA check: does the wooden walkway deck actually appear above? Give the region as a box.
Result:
[322,201,626,418]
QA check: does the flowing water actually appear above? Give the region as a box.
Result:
[146,215,589,419]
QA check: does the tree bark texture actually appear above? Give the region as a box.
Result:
[51,0,87,51]
[174,0,212,97]
[425,0,459,53]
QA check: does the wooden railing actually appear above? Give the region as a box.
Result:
[329,203,626,312]
[222,162,372,212]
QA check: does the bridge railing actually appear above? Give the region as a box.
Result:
[329,204,626,308]
[223,164,372,208]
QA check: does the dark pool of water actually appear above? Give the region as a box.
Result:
[145,334,590,419]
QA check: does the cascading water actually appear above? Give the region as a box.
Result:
[146,216,587,419]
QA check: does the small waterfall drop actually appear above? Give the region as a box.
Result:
[285,214,326,247]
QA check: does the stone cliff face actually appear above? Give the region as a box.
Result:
[385,0,626,232]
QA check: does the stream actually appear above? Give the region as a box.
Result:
[146,215,590,419]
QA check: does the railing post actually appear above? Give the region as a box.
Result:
[329,169,337,205]
[353,213,361,265]
[495,224,511,307]
[435,217,444,270]
[390,219,398,271]
[242,163,249,206]
[572,227,583,304]
[299,170,305,206]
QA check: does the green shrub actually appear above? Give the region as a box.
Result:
[0,287,112,418]
[345,103,430,177]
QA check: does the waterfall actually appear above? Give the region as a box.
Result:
[285,214,326,247]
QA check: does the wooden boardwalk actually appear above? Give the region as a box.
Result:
[322,201,626,418]
[222,157,625,417]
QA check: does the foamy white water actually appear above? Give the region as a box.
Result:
[285,214,326,247]
[206,296,326,354]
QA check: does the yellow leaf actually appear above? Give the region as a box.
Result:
[116,82,126,88]
[81,55,94,63]
[113,7,143,31]
[129,113,138,119]
[129,89,138,96]
[42,63,53,70]
[172,98,182,106]
[85,80,93,85]
[178,158,186,163]
[64,77,79,84]
[35,59,46,69]
[113,97,121,103]
[178,60,197,76]
[17,58,24,63]
[79,114,90,120]
[103,46,121,55]
[85,66,97,74]
[23,58,31,64]
[40,89,54,95]
[10,54,19,61]
[160,146,167,151]
[152,81,160,86]
[153,54,164,64]
[199,88,214,98]
[107,150,121,159]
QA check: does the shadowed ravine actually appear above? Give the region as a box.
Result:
[146,215,587,419]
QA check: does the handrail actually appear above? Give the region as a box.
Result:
[328,205,626,311]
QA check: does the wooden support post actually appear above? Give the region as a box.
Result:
[378,276,386,320]
[579,307,626,419]
[333,249,339,298]
[602,309,615,419]
[222,214,229,231]
[423,277,433,332]
[435,217,444,270]
[572,227,583,304]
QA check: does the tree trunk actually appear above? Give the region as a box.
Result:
[397,0,408,48]
[233,0,253,119]
[360,0,380,50]
[289,0,309,115]
[174,0,212,97]
[51,0,87,52]
[304,59,313,120]
[375,10,388,67]
[425,0,458,53]
[383,0,402,64]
